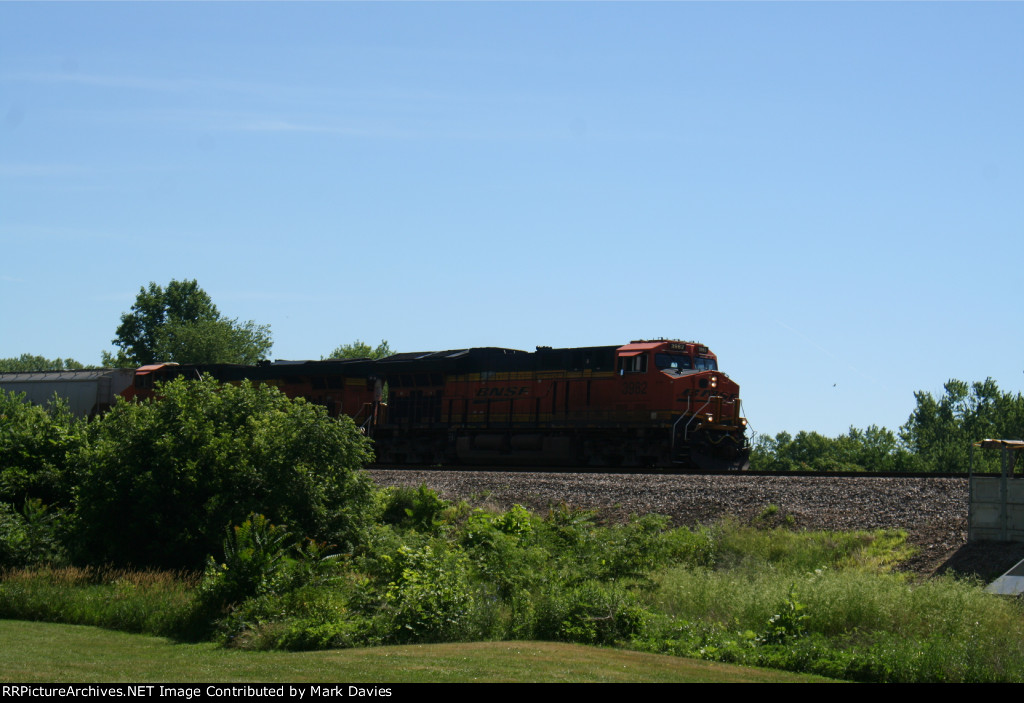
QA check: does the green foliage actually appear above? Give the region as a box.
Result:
[379,484,447,532]
[0,355,85,372]
[5,505,1024,682]
[71,376,374,568]
[384,543,475,643]
[491,503,534,537]
[0,500,67,568]
[218,582,369,651]
[901,378,1024,473]
[327,340,393,361]
[462,506,547,601]
[750,426,921,473]
[758,586,808,645]
[198,515,292,611]
[153,318,272,365]
[751,503,790,528]
[199,516,363,649]
[0,391,82,507]
[711,520,912,574]
[535,580,652,645]
[637,522,1024,682]
[536,507,696,586]
[0,566,201,639]
[105,279,272,365]
[106,279,219,365]
[751,378,1024,474]
[642,563,1024,683]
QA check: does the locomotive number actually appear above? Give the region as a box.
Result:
[623,381,648,395]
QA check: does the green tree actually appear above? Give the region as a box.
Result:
[750,426,920,472]
[0,391,82,507]
[71,375,374,568]
[153,318,272,365]
[900,378,1024,473]
[104,279,272,365]
[327,340,393,361]
[0,354,85,372]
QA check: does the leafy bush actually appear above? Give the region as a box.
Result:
[534,580,652,645]
[70,376,374,568]
[198,515,293,612]
[218,583,370,651]
[757,586,808,645]
[384,543,475,643]
[0,391,81,507]
[462,507,548,601]
[379,484,448,532]
[0,500,67,568]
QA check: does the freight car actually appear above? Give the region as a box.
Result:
[0,368,136,417]
[124,358,381,429]
[127,339,749,471]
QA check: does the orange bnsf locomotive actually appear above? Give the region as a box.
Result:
[125,339,750,471]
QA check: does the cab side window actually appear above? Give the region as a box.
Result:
[617,354,648,374]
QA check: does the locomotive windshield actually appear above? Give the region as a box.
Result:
[695,357,717,371]
[655,353,692,371]
[655,353,718,372]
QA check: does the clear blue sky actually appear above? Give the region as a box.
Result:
[2,2,1021,440]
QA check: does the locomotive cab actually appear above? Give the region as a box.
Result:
[614,340,749,470]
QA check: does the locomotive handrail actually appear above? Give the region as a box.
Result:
[670,396,714,464]
[350,402,377,434]
[685,397,713,441]
[671,413,688,461]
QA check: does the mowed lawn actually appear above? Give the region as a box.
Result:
[0,620,834,683]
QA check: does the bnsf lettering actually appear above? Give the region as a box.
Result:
[475,387,530,398]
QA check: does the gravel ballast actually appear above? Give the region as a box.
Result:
[367,470,1023,577]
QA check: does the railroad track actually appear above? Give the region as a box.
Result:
[370,463,973,479]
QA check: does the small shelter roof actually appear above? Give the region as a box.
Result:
[973,439,1024,451]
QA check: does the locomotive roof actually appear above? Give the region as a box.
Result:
[617,342,665,351]
[379,347,526,363]
[376,348,528,373]
[375,345,621,374]
[148,359,380,381]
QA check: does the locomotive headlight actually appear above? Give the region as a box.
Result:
[710,375,718,388]
[706,413,714,422]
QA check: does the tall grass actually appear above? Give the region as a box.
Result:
[640,525,1024,682]
[710,518,914,573]
[0,566,205,639]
